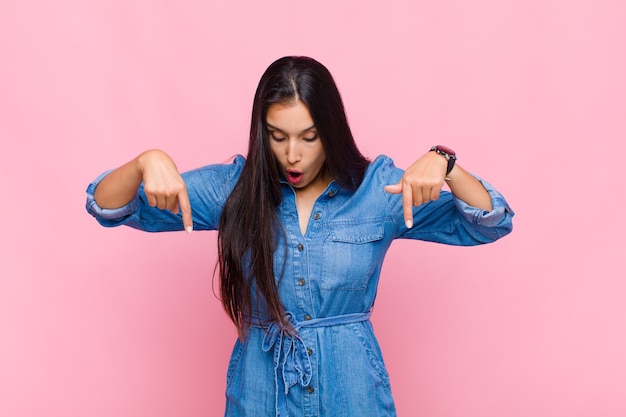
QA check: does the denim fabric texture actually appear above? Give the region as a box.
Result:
[86,155,514,417]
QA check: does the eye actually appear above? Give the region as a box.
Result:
[269,131,286,142]
[302,134,319,142]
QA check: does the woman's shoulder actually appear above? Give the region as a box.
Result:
[184,154,245,180]
[181,154,246,198]
[363,154,403,182]
[366,154,403,170]
[345,155,404,199]
[192,154,245,173]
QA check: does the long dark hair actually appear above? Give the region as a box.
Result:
[218,56,370,338]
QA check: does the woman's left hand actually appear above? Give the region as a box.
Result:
[384,151,448,228]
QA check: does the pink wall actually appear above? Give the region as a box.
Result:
[1,1,625,416]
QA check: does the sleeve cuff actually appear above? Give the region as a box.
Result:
[85,170,140,221]
[453,176,514,227]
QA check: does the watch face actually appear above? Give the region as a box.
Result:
[436,145,456,156]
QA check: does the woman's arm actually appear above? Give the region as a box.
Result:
[93,149,193,233]
[443,164,492,211]
[384,149,493,229]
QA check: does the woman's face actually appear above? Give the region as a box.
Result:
[267,100,330,194]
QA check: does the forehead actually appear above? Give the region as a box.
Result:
[266,101,315,133]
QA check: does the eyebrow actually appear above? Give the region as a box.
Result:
[266,123,316,134]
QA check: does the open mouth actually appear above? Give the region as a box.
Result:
[286,170,303,184]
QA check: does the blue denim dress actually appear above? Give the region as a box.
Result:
[86,155,514,417]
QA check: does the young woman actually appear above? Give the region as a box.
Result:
[86,56,514,416]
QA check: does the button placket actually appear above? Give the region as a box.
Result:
[302,351,319,415]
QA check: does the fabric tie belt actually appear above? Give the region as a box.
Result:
[253,310,372,417]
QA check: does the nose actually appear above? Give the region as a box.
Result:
[286,140,301,164]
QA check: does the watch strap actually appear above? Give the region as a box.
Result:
[429,145,457,175]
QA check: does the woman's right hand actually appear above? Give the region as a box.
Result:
[94,149,194,233]
[138,150,193,233]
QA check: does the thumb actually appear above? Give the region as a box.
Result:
[384,183,402,194]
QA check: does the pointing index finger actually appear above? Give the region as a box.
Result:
[402,182,414,229]
[178,188,193,234]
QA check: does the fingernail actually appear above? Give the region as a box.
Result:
[405,220,413,229]
[186,226,193,234]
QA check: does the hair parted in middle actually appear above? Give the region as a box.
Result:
[218,56,370,338]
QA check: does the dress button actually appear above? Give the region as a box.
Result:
[307,386,315,394]
[297,244,304,251]
[304,314,312,321]
[307,348,313,356]
[298,278,306,286]
[313,213,321,220]
[328,190,336,197]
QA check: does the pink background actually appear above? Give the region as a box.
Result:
[1,1,625,416]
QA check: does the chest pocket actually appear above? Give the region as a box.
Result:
[321,223,384,290]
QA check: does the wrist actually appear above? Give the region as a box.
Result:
[429,145,456,175]
[136,149,162,175]
[444,164,458,181]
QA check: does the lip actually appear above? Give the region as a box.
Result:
[286,169,303,185]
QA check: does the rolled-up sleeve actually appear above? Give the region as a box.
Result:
[85,170,141,226]
[378,155,514,245]
[85,155,245,232]
[451,176,514,241]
